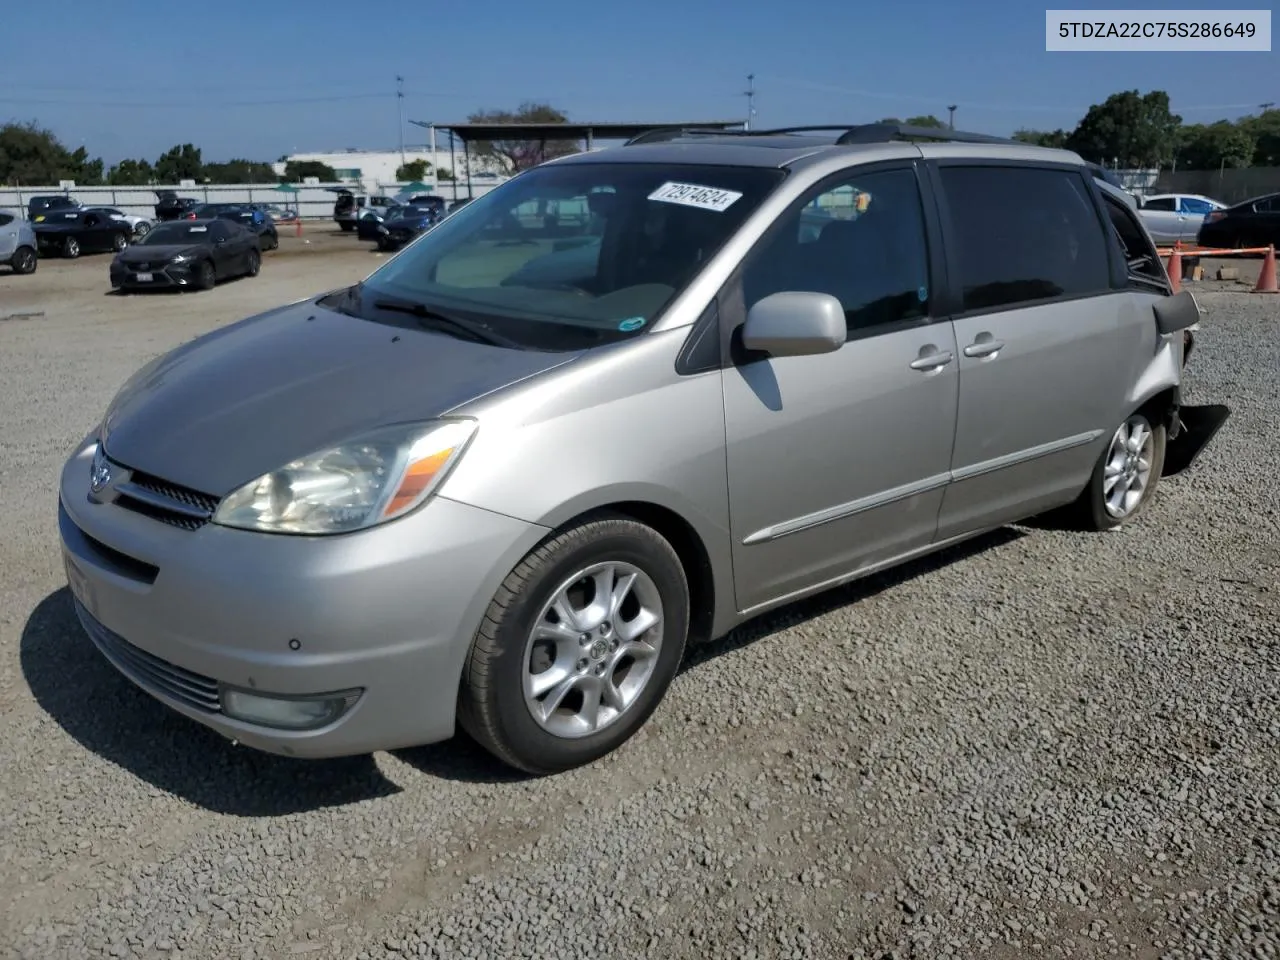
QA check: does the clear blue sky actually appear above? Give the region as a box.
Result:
[0,0,1271,165]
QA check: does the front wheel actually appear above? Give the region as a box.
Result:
[64,237,80,259]
[245,249,261,277]
[1070,412,1166,531]
[112,232,129,252]
[11,246,37,275]
[459,515,690,775]
[195,259,216,291]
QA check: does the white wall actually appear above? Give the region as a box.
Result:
[272,146,508,194]
[0,180,506,222]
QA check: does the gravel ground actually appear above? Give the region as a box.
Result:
[0,251,1276,960]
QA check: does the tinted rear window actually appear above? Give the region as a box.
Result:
[940,165,1111,312]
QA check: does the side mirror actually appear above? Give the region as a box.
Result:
[740,291,846,358]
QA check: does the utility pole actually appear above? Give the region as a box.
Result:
[744,74,757,131]
[947,104,957,129]
[396,76,406,169]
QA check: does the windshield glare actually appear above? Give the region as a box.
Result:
[361,162,785,348]
[142,223,207,245]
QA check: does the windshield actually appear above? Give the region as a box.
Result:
[360,161,785,349]
[141,222,210,245]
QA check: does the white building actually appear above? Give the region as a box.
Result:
[270,145,507,195]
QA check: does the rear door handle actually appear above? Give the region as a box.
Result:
[963,339,1005,358]
[909,351,954,371]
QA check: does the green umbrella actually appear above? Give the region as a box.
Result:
[273,183,300,193]
[399,180,433,194]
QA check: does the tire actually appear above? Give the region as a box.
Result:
[64,237,80,259]
[1068,411,1166,531]
[134,221,151,239]
[11,246,37,275]
[265,230,278,251]
[339,222,355,232]
[112,232,129,252]
[245,249,261,277]
[458,514,690,775]
[195,259,216,291]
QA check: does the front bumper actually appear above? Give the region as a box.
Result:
[110,260,196,289]
[58,437,548,758]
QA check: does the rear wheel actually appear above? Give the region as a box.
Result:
[1068,411,1166,531]
[339,221,355,232]
[63,237,80,259]
[459,515,690,775]
[112,232,129,252]
[245,249,261,277]
[11,246,37,275]
[264,230,278,251]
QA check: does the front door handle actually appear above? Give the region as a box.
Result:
[963,338,1005,359]
[909,350,954,371]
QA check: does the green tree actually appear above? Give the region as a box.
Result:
[0,121,105,185]
[905,114,945,128]
[1013,128,1070,148]
[466,102,576,173]
[201,159,276,183]
[395,159,430,180]
[282,159,338,181]
[1176,121,1256,169]
[107,158,155,185]
[154,143,203,182]
[1065,90,1181,167]
[436,167,456,181]
[1240,108,1280,165]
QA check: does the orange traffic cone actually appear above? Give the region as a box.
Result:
[1253,245,1278,293]
[1166,246,1182,294]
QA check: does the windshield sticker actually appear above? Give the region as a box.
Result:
[618,317,647,332]
[647,181,743,213]
[189,226,208,232]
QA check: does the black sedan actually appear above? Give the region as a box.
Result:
[1197,192,1280,251]
[372,205,442,251]
[109,219,260,292]
[191,203,280,250]
[33,209,134,258]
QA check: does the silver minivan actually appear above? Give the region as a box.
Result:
[58,126,1230,774]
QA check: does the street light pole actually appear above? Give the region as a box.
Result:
[744,74,756,131]
[947,104,957,129]
[396,76,406,168]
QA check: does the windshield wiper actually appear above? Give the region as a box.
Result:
[372,299,516,347]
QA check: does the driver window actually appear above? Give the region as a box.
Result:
[1102,193,1165,288]
[84,214,99,226]
[740,167,931,338]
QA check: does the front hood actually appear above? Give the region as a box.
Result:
[100,298,580,495]
[117,244,202,263]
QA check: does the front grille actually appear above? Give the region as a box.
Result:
[112,467,220,531]
[73,598,221,714]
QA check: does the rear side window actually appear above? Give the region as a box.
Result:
[0,213,12,226]
[939,166,1111,312]
[1179,198,1213,215]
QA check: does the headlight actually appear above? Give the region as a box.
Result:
[171,254,191,263]
[211,419,477,535]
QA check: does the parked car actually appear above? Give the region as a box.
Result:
[1196,192,1280,251]
[262,203,298,223]
[372,204,442,251]
[333,190,394,231]
[0,209,38,274]
[1136,193,1226,245]
[59,126,1229,775]
[109,218,261,291]
[191,203,280,250]
[32,208,134,258]
[87,206,153,238]
[355,204,399,242]
[27,194,82,220]
[154,191,201,222]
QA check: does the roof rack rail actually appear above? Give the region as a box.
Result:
[834,123,1016,145]
[624,123,1026,148]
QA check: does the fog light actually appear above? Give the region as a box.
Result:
[219,686,362,731]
